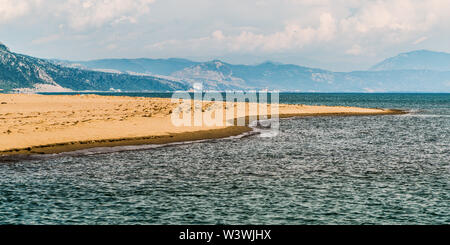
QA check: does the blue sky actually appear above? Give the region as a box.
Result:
[1,0,450,71]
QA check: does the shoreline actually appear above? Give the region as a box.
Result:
[0,126,252,156]
[0,94,407,157]
[0,110,406,157]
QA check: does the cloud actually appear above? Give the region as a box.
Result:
[145,0,450,56]
[211,30,225,41]
[229,12,336,51]
[150,12,336,53]
[345,44,363,55]
[0,0,155,29]
[137,0,450,71]
[31,34,62,45]
[4,0,450,71]
[59,0,155,30]
[413,36,428,45]
[0,0,40,23]
[31,33,90,47]
[339,0,439,34]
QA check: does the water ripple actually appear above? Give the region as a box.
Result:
[0,93,449,224]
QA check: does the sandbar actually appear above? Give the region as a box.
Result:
[0,94,406,156]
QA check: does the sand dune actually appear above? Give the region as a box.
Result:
[0,94,404,155]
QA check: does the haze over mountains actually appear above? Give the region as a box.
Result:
[1,42,450,93]
[371,50,450,71]
[0,42,188,92]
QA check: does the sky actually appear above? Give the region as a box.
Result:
[1,0,450,71]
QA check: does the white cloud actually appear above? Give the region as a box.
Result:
[150,12,336,53]
[345,44,363,55]
[231,12,335,51]
[339,0,439,34]
[32,34,62,44]
[0,0,155,29]
[0,0,40,23]
[212,30,225,41]
[59,0,155,30]
[145,0,450,56]
[413,36,428,45]
[3,0,450,71]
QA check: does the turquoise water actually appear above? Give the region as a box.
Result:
[0,93,449,224]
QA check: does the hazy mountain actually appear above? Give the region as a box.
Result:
[0,42,188,92]
[51,52,450,92]
[170,60,248,90]
[55,58,339,90]
[169,59,450,92]
[371,50,450,71]
[2,42,450,92]
[55,58,199,76]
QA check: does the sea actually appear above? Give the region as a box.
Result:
[0,93,448,224]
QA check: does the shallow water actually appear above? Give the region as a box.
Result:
[0,93,449,224]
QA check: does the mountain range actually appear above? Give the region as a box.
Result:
[371,50,450,71]
[0,42,188,92]
[1,42,450,92]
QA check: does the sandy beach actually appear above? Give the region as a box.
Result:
[0,94,405,155]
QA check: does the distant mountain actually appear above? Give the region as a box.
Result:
[55,58,253,90]
[171,60,249,90]
[174,60,338,91]
[0,42,188,92]
[371,50,450,71]
[2,42,450,92]
[57,56,450,92]
[55,58,199,76]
